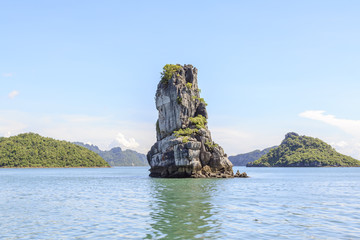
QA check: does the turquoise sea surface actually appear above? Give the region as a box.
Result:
[1,166,359,239]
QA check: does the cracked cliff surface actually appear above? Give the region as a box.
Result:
[147,64,242,178]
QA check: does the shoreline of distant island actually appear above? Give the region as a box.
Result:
[1,131,359,169]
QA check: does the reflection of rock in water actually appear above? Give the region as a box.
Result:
[146,179,221,239]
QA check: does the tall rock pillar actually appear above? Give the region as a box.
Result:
[147,64,234,178]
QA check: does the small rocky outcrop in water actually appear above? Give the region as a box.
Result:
[147,64,246,178]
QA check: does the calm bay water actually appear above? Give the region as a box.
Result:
[1,167,359,239]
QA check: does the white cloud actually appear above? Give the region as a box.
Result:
[210,127,282,156]
[1,108,359,159]
[331,141,348,148]
[0,110,155,154]
[115,132,140,150]
[300,110,360,159]
[0,114,27,137]
[2,73,13,77]
[329,140,360,160]
[299,110,360,137]
[8,90,19,99]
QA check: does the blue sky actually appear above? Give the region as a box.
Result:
[1,0,360,157]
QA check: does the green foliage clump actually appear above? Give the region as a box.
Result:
[247,133,360,167]
[186,82,192,89]
[205,141,218,150]
[182,136,189,143]
[173,128,199,137]
[196,88,201,93]
[177,97,182,104]
[0,133,110,168]
[192,96,208,106]
[173,115,206,140]
[189,115,207,129]
[160,64,182,84]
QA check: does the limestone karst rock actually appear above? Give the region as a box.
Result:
[147,64,237,178]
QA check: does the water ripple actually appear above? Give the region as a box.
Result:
[0,167,360,239]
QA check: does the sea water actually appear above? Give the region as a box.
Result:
[0,167,359,239]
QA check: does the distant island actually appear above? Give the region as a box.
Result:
[229,146,277,166]
[0,133,110,168]
[74,142,148,166]
[247,132,360,167]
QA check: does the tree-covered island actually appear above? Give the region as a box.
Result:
[247,132,360,167]
[0,133,110,168]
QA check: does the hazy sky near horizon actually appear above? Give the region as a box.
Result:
[1,0,360,158]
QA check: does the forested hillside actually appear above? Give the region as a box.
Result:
[247,132,360,167]
[0,133,110,168]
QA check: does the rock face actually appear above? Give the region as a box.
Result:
[147,64,236,178]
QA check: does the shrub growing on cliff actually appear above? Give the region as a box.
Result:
[189,115,207,129]
[182,136,189,143]
[161,64,182,84]
[186,82,192,89]
[173,128,199,137]
[191,96,208,106]
[177,97,182,104]
[205,141,218,151]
